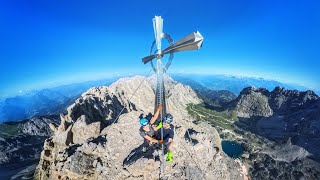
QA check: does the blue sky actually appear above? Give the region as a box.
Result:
[0,0,319,98]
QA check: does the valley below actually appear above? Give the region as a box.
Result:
[0,116,59,180]
[188,103,320,179]
[186,85,320,179]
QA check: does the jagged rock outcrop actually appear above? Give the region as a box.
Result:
[231,87,273,118]
[22,116,60,136]
[230,86,319,118]
[35,76,244,180]
[72,115,101,144]
[269,86,318,114]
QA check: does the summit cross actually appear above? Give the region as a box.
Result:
[141,16,203,177]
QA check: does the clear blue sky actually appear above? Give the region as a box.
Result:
[0,0,319,98]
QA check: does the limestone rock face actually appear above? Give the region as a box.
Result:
[22,116,60,136]
[72,115,101,144]
[52,124,73,147]
[269,87,318,114]
[35,76,243,180]
[233,87,273,118]
[230,86,319,118]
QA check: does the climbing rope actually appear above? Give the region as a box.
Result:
[111,69,153,125]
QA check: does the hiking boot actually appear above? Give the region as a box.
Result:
[166,152,173,163]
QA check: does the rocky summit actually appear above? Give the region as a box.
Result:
[230,86,318,118]
[35,76,244,180]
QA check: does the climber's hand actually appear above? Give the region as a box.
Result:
[168,138,173,143]
[151,139,159,144]
[158,139,164,144]
[158,104,163,110]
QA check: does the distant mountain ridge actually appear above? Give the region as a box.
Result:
[172,74,312,95]
[0,78,118,122]
[230,86,318,117]
[2,74,314,122]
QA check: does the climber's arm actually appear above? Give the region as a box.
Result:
[152,121,163,131]
[150,104,162,125]
[139,127,160,143]
[144,135,160,143]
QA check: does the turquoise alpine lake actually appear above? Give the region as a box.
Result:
[221,140,243,158]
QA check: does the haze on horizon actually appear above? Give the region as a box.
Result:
[0,0,319,98]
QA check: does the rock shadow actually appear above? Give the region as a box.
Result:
[122,143,161,167]
[184,128,199,145]
[89,136,107,145]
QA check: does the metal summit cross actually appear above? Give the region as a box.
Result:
[141,16,203,177]
[142,16,203,118]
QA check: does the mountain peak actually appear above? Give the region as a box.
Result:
[36,76,243,179]
[240,86,269,95]
[231,86,319,118]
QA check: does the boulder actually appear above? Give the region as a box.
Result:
[53,124,73,147]
[72,115,101,144]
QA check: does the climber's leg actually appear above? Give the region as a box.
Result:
[142,139,149,153]
[168,141,173,152]
[165,138,173,162]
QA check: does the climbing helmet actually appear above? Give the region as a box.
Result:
[164,113,173,124]
[140,118,149,126]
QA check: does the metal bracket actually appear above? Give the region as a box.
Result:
[150,33,174,73]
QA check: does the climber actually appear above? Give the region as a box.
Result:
[139,104,164,152]
[156,113,174,163]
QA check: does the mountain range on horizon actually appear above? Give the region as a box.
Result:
[172,74,317,95]
[0,77,118,122]
[2,73,316,101]
[1,74,318,123]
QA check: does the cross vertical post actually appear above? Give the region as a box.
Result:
[142,15,204,178]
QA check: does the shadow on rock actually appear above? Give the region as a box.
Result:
[89,136,107,145]
[122,143,161,167]
[184,128,199,145]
